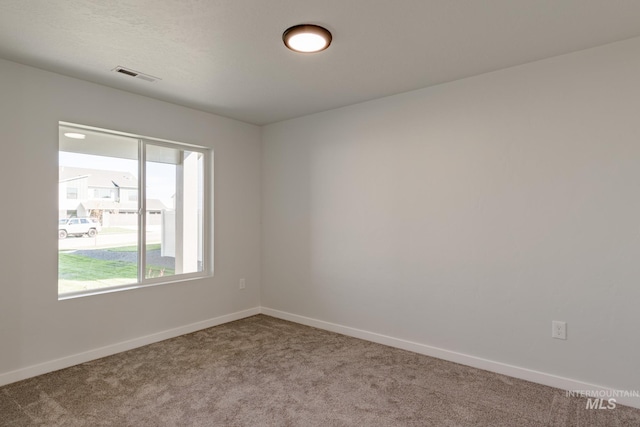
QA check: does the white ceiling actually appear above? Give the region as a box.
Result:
[2,1,640,125]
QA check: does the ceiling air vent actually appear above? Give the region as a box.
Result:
[112,66,161,83]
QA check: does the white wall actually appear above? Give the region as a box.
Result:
[262,37,640,398]
[0,58,261,379]
[3,34,640,405]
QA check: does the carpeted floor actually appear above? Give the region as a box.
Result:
[1,315,639,426]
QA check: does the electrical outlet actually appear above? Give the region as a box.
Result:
[552,321,567,340]
[239,278,246,290]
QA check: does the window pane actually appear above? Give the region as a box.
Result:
[59,123,209,297]
[146,145,204,278]
[59,127,139,294]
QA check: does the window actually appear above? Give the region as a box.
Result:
[58,123,211,298]
[66,187,78,199]
[94,188,114,199]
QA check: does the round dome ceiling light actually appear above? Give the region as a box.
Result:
[283,24,332,53]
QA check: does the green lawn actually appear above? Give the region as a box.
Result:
[59,253,138,281]
[59,251,174,283]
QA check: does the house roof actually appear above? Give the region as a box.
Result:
[59,167,137,189]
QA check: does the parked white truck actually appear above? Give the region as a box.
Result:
[58,218,102,239]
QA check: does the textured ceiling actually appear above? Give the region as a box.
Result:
[1,1,640,125]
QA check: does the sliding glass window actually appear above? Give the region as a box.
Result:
[58,123,210,298]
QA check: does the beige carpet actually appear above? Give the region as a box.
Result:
[1,315,638,426]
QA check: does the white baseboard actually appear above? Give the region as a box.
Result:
[3,306,637,410]
[0,307,260,388]
[260,307,640,410]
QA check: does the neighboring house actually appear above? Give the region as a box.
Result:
[59,167,169,226]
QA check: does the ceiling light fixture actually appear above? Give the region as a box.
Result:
[64,132,86,139]
[283,24,332,53]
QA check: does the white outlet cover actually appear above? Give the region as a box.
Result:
[552,321,567,340]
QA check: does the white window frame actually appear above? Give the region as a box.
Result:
[58,122,213,300]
